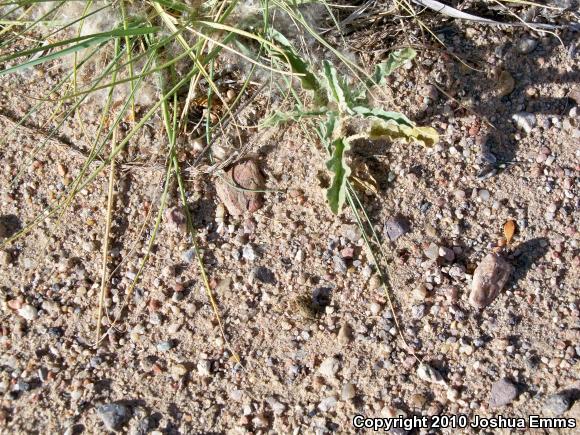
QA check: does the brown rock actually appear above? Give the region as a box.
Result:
[469,253,513,308]
[497,70,515,97]
[215,159,265,216]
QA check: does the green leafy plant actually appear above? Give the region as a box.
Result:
[263,38,439,214]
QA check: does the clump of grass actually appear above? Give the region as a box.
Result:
[0,0,437,361]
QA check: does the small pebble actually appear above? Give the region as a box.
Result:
[18,304,38,321]
[266,396,286,415]
[341,383,356,401]
[478,189,490,202]
[469,253,513,309]
[242,244,256,261]
[543,393,571,416]
[318,357,340,378]
[337,323,353,345]
[156,341,173,352]
[517,38,537,54]
[489,378,518,408]
[369,302,382,315]
[197,359,212,376]
[384,215,410,242]
[0,251,11,267]
[417,363,446,386]
[424,243,439,261]
[318,396,338,412]
[512,112,536,134]
[96,403,130,431]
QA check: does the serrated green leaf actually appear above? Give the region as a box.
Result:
[319,111,338,142]
[326,137,351,214]
[369,48,416,86]
[323,60,348,112]
[369,119,439,147]
[351,106,414,127]
[268,29,321,94]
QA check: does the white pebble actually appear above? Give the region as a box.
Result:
[18,304,38,321]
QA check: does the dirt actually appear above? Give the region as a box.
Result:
[0,3,579,435]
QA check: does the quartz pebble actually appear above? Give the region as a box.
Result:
[318,396,338,412]
[197,359,211,376]
[18,304,38,321]
[156,340,173,352]
[512,112,536,133]
[417,363,446,386]
[266,396,286,415]
[318,357,340,378]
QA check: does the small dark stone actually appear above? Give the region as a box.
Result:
[384,215,410,242]
[312,287,332,310]
[48,327,64,338]
[97,403,130,431]
[254,266,276,284]
[489,378,518,408]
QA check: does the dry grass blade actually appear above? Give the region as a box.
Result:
[411,0,563,30]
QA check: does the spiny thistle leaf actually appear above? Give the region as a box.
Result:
[352,106,414,127]
[322,60,349,113]
[369,48,417,86]
[369,119,439,147]
[268,29,322,95]
[326,137,351,214]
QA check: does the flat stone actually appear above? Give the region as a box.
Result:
[384,215,410,242]
[469,253,513,309]
[215,159,265,216]
[424,243,439,261]
[164,206,186,233]
[489,378,518,408]
[337,323,353,345]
